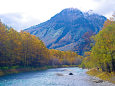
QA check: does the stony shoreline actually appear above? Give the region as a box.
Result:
[89,76,115,86]
[86,68,115,85]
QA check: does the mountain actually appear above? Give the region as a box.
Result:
[24,8,107,55]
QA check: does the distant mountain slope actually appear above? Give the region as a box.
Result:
[24,8,107,55]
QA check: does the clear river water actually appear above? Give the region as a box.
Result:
[0,67,114,86]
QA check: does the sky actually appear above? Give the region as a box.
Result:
[0,0,115,31]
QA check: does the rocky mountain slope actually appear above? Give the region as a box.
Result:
[24,8,107,55]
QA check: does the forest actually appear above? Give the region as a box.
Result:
[0,21,82,71]
[81,19,115,73]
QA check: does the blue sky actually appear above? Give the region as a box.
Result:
[0,0,115,31]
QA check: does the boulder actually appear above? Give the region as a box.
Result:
[69,73,73,75]
[93,80,103,83]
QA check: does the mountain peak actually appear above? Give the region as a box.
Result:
[24,8,107,55]
[50,8,83,21]
[87,10,94,15]
[60,8,82,14]
[62,8,81,12]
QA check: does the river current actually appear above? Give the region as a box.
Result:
[0,67,114,86]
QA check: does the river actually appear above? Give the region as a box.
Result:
[0,67,114,86]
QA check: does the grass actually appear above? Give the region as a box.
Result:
[87,68,115,84]
[0,65,78,76]
[0,66,48,76]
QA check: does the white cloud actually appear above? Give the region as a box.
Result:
[0,13,41,31]
[93,0,115,18]
[0,0,114,31]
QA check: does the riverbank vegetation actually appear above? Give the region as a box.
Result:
[80,17,115,83]
[81,19,115,72]
[0,21,82,76]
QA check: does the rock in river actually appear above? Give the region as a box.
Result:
[69,73,73,75]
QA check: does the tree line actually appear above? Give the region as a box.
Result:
[81,18,115,73]
[0,21,82,70]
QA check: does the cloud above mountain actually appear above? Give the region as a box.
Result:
[0,0,114,31]
[94,0,115,17]
[0,13,40,31]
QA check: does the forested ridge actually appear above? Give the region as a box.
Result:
[0,21,82,72]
